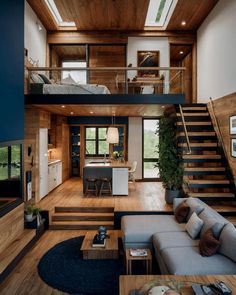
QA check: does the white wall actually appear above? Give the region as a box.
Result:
[128,117,143,179]
[127,37,170,85]
[24,1,47,66]
[197,0,236,102]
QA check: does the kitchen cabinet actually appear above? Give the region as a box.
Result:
[48,161,62,193]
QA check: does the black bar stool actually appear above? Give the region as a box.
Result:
[99,177,112,196]
[85,177,98,196]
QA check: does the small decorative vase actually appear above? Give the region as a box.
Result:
[25,213,33,222]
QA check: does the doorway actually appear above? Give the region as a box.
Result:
[142,118,160,180]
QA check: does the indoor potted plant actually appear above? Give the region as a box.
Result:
[156,115,184,204]
[24,205,34,222]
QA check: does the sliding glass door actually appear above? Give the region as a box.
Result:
[142,119,159,179]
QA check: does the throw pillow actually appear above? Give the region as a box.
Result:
[38,73,52,84]
[61,74,77,85]
[199,228,220,256]
[174,201,190,223]
[185,198,205,221]
[30,72,44,84]
[185,212,204,239]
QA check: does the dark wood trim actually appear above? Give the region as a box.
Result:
[25,94,185,105]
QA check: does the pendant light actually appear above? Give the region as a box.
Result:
[106,116,119,144]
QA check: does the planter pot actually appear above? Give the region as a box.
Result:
[165,189,182,204]
[25,213,33,222]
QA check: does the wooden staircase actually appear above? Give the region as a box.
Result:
[177,104,235,201]
[50,206,114,230]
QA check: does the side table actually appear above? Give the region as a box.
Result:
[125,249,152,275]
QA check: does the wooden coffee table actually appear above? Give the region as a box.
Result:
[81,230,119,259]
[125,249,152,275]
[119,275,236,295]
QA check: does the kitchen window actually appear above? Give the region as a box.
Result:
[85,127,109,157]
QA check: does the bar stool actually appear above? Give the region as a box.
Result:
[99,177,112,196]
[85,177,98,196]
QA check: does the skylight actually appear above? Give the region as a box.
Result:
[145,0,177,27]
[45,0,76,27]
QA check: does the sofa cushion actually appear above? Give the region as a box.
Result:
[173,198,188,212]
[185,212,203,239]
[199,228,220,257]
[161,246,236,275]
[199,209,227,238]
[219,223,236,262]
[153,231,199,252]
[121,215,185,244]
[185,198,205,221]
[174,201,190,223]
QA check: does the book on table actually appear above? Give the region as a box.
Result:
[130,248,148,257]
[92,235,106,248]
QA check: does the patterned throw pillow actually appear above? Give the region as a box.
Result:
[199,228,220,256]
[174,201,190,223]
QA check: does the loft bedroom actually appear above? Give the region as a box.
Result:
[25,0,218,105]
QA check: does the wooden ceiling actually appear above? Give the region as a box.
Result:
[170,45,192,62]
[52,45,86,60]
[33,104,165,117]
[167,0,218,31]
[27,0,218,32]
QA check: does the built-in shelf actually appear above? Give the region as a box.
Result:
[71,126,80,177]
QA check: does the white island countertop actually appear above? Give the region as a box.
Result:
[84,160,131,168]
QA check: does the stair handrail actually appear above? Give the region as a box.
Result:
[178,104,191,155]
[209,97,227,157]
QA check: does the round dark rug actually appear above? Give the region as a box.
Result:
[38,236,125,295]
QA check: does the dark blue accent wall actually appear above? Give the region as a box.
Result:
[67,116,128,125]
[0,0,24,142]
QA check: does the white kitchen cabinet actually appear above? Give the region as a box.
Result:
[48,161,62,193]
[112,168,128,195]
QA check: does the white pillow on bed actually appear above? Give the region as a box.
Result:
[61,74,77,86]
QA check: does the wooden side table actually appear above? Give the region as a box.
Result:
[81,230,119,259]
[125,249,152,275]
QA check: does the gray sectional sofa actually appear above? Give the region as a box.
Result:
[121,198,236,275]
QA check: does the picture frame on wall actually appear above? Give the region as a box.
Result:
[137,51,159,77]
[230,115,236,134]
[231,138,236,158]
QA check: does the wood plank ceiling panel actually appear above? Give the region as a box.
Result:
[53,46,86,60]
[170,45,192,61]
[27,0,58,30]
[54,0,150,30]
[33,104,165,117]
[167,0,218,31]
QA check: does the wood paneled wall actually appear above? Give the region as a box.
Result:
[0,204,24,254]
[89,45,126,94]
[208,93,236,183]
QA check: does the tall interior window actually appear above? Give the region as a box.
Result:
[85,127,109,157]
[143,119,159,179]
[62,61,87,84]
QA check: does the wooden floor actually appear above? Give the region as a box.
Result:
[0,230,87,295]
[39,178,172,214]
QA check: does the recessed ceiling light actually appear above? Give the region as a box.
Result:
[70,112,74,115]
[61,105,65,108]
[179,51,184,55]
[161,105,165,108]
[181,20,186,26]
[90,111,94,114]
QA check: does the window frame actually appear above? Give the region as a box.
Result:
[85,127,109,157]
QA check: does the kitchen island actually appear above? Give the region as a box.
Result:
[83,160,131,195]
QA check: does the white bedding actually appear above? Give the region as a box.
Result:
[43,83,110,94]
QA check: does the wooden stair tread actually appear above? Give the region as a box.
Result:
[51,221,114,225]
[186,179,230,184]
[177,132,215,136]
[188,192,234,198]
[0,229,35,274]
[183,154,221,159]
[181,107,207,111]
[52,212,114,217]
[177,112,209,116]
[184,167,225,172]
[177,121,211,126]
[179,142,217,147]
[55,206,114,213]
[52,212,114,221]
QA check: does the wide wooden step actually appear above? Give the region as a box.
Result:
[52,212,114,222]
[225,216,236,226]
[185,167,225,172]
[55,206,114,213]
[177,112,209,117]
[50,221,114,230]
[183,155,222,163]
[179,142,218,147]
[0,229,35,274]
[177,121,211,126]
[187,179,230,185]
[177,132,215,137]
[181,107,207,111]
[188,192,235,198]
